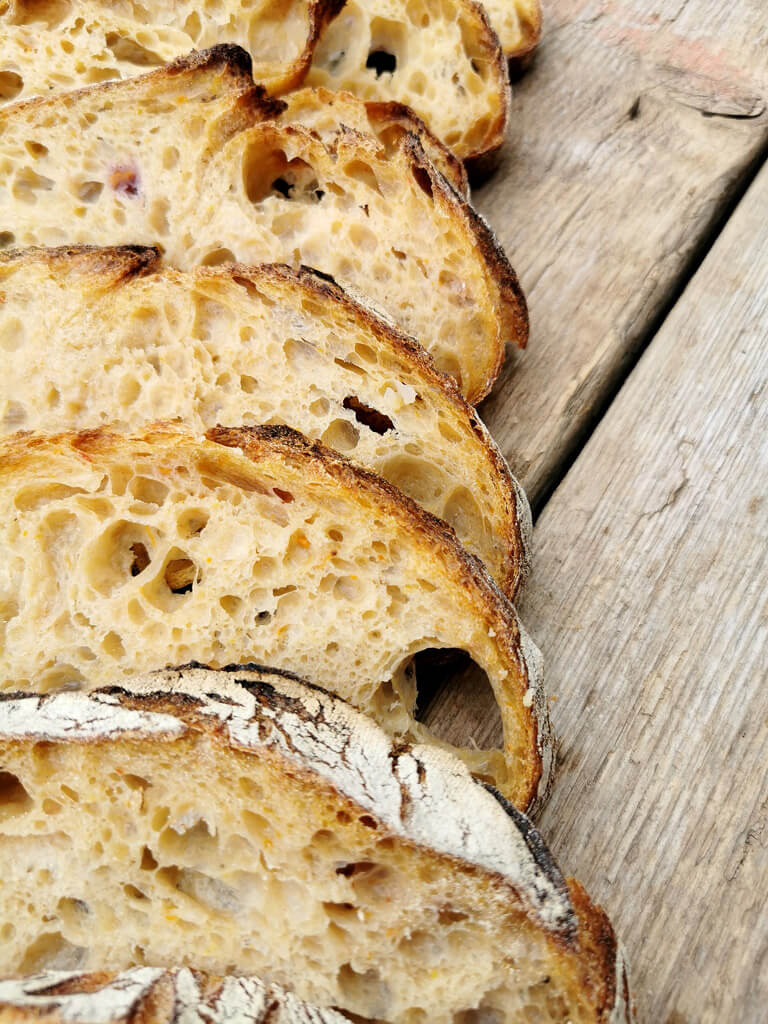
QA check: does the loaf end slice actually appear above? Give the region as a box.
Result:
[484,0,543,61]
[0,670,630,1022]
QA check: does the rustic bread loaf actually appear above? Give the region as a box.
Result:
[0,424,548,809]
[0,47,526,402]
[0,245,529,596]
[483,0,542,61]
[307,0,510,167]
[0,669,630,1022]
[281,87,469,196]
[0,968,346,1024]
[0,0,343,101]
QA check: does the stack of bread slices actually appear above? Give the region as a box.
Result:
[0,4,630,1022]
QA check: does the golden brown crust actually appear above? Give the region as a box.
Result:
[566,879,628,1021]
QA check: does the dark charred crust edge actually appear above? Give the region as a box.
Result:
[0,245,528,597]
[363,99,470,196]
[0,244,162,283]
[0,423,546,810]
[566,879,631,1022]
[482,783,575,938]
[0,45,258,123]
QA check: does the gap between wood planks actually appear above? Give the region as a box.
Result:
[527,133,768,521]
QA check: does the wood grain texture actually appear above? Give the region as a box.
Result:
[430,154,768,1020]
[474,0,768,505]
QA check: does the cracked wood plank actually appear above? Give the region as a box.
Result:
[474,0,768,506]
[430,151,768,1020]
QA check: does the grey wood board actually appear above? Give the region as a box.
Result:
[431,149,768,1021]
[474,0,768,507]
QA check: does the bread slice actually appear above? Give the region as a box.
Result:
[0,669,630,1022]
[0,969,347,1023]
[306,0,510,168]
[0,47,526,402]
[0,244,529,597]
[483,0,542,61]
[281,87,469,196]
[0,0,344,100]
[0,423,548,809]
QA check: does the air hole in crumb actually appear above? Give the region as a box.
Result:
[273,488,294,503]
[343,396,394,435]
[0,771,32,817]
[412,164,434,199]
[128,476,168,506]
[140,846,158,870]
[366,49,397,76]
[76,180,103,203]
[122,773,150,791]
[124,883,148,900]
[359,815,378,829]
[335,860,376,877]
[177,509,209,538]
[164,557,198,594]
[0,71,23,102]
[220,595,242,616]
[321,418,359,452]
[201,247,236,266]
[130,542,151,577]
[19,932,85,973]
[0,231,16,248]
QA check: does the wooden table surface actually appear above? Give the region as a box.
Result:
[425,2,768,1020]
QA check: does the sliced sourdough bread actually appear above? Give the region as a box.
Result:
[0,46,526,402]
[0,0,344,101]
[483,0,542,61]
[307,0,510,167]
[0,424,548,810]
[0,969,347,1023]
[280,86,469,196]
[0,669,630,1022]
[0,245,529,598]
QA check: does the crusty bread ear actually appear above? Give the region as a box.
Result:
[0,47,526,402]
[0,969,348,1023]
[281,86,469,196]
[0,670,630,1022]
[0,0,344,100]
[0,244,530,596]
[0,423,549,810]
[306,0,511,167]
[484,0,543,61]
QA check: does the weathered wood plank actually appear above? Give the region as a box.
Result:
[432,153,768,1020]
[476,0,768,505]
